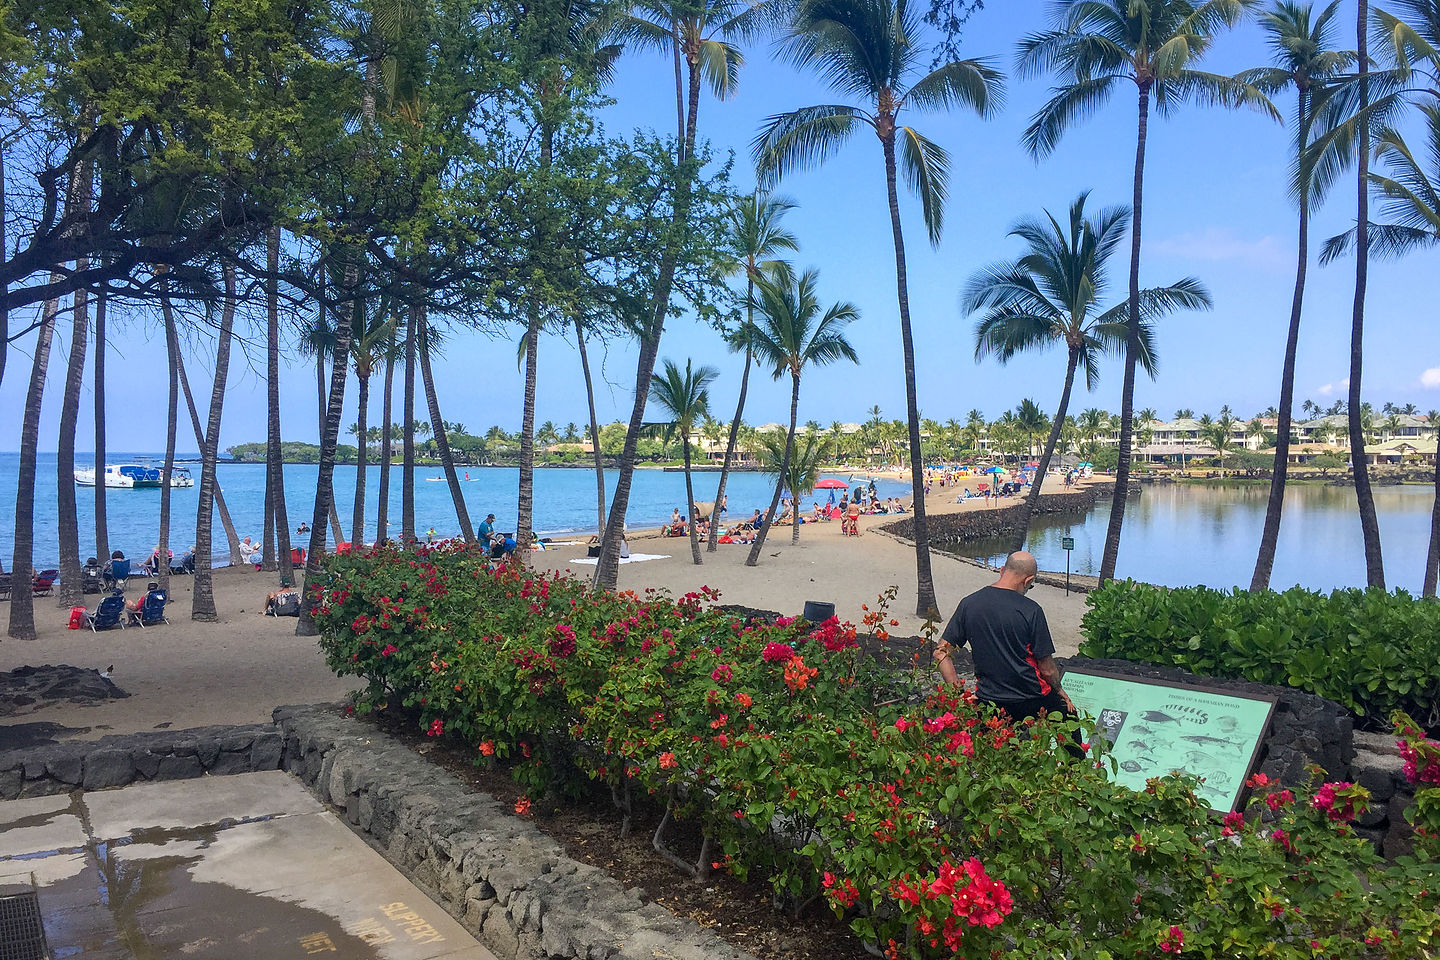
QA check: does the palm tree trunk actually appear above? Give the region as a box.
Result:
[157,284,180,594]
[418,312,475,543]
[1099,83,1152,584]
[177,350,243,566]
[881,133,938,616]
[0,139,7,393]
[262,472,276,571]
[1011,350,1079,554]
[352,369,370,544]
[56,274,90,606]
[709,324,754,553]
[296,288,356,637]
[592,51,703,591]
[402,302,417,543]
[575,315,606,534]
[93,287,110,562]
[1350,0,1386,588]
[376,353,394,544]
[1424,443,1439,597]
[6,279,61,640]
[191,267,236,621]
[683,435,702,564]
[747,374,799,566]
[517,312,540,553]
[1252,90,1311,592]
[316,340,344,545]
[269,241,294,584]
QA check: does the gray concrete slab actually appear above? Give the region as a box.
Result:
[0,772,497,960]
[0,793,86,858]
[83,769,324,838]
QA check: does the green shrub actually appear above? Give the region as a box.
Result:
[310,545,1440,958]
[1079,581,1440,723]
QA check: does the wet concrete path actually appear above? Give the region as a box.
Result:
[0,771,495,959]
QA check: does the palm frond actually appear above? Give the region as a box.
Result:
[1022,74,1120,159]
[752,104,866,187]
[904,57,1006,116]
[898,125,950,245]
[699,39,744,99]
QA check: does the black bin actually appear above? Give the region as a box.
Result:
[802,600,835,623]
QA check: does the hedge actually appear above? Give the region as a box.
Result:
[311,543,1440,959]
[1078,581,1440,725]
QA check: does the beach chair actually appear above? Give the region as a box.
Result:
[32,570,59,596]
[0,572,10,601]
[81,561,105,594]
[89,594,127,632]
[128,590,169,628]
[104,558,131,592]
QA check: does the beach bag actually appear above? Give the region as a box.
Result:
[68,606,86,630]
[270,591,301,617]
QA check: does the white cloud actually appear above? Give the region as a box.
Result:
[1315,378,1350,398]
[1151,228,1289,268]
[1421,367,1440,389]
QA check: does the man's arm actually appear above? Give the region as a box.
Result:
[1036,656,1076,714]
[933,606,963,686]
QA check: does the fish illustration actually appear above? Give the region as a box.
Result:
[1126,739,1153,753]
[1140,710,1181,725]
[1129,724,1156,737]
[1120,760,1145,773]
[1182,735,1238,748]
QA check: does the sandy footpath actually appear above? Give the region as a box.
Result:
[1,479,1094,743]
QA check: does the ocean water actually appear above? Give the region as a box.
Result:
[0,453,904,566]
[960,481,1438,594]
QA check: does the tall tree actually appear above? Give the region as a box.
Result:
[648,358,719,564]
[93,288,110,563]
[591,0,779,590]
[708,192,798,552]
[191,266,236,621]
[6,283,61,639]
[55,276,91,607]
[754,0,1003,614]
[742,267,859,562]
[418,313,476,542]
[755,430,832,543]
[575,314,608,534]
[1323,103,1440,594]
[375,352,397,545]
[1244,0,1354,591]
[964,192,1209,552]
[156,278,180,594]
[266,227,294,582]
[349,306,397,545]
[1018,0,1267,583]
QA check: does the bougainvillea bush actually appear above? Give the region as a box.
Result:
[313,543,1440,958]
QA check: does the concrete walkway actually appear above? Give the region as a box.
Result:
[0,771,496,959]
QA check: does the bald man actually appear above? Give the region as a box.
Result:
[935,551,1077,724]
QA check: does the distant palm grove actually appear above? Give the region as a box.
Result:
[4,0,1440,642]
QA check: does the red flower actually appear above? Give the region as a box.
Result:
[549,624,577,659]
[427,718,444,737]
[734,692,753,710]
[783,656,818,692]
[1158,925,1185,954]
[1221,811,1245,836]
[478,740,496,756]
[895,718,914,733]
[762,642,796,663]
[711,663,733,684]
[380,644,398,657]
[514,796,532,815]
[1265,788,1295,811]
[658,752,677,769]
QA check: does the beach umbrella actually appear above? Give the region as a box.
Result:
[1025,461,1039,468]
[814,478,849,489]
[985,465,1005,475]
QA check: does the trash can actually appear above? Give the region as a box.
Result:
[802,600,835,623]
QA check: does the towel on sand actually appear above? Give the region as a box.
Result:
[569,553,668,566]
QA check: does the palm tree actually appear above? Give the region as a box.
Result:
[55,271,92,608]
[1322,104,1440,593]
[418,313,476,542]
[708,192,799,553]
[300,306,347,545]
[6,285,61,639]
[754,0,1002,614]
[649,358,719,564]
[191,266,236,622]
[1243,4,1354,591]
[349,306,398,545]
[93,288,111,564]
[265,226,294,579]
[756,431,832,542]
[1205,413,1239,470]
[156,277,181,595]
[1018,0,1268,583]
[1175,407,1196,419]
[573,313,608,533]
[965,193,1207,550]
[177,341,245,567]
[591,0,782,591]
[1136,407,1159,448]
[743,267,860,562]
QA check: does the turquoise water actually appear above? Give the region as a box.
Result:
[0,453,902,565]
[961,482,1437,594]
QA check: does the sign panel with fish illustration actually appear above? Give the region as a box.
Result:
[1064,667,1278,812]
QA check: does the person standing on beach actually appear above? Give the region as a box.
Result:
[478,513,495,550]
[934,551,1077,725]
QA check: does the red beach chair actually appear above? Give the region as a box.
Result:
[32,570,59,596]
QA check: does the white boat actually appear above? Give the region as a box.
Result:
[167,466,195,488]
[74,464,165,488]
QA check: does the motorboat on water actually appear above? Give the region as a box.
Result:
[166,466,195,488]
[74,464,165,488]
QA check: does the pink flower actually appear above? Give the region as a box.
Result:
[1221,811,1245,836]
[380,644,399,657]
[894,718,913,733]
[762,642,796,663]
[711,663,733,684]
[427,718,443,737]
[1158,925,1185,954]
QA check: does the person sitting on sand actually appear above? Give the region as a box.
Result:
[746,509,762,529]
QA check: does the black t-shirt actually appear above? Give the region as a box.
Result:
[940,585,1056,703]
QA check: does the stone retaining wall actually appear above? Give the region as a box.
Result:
[882,482,1118,545]
[0,723,283,799]
[274,704,758,960]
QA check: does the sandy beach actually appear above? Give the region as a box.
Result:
[1,479,1093,743]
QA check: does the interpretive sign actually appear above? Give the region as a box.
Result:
[1061,537,1075,551]
[1064,667,1277,813]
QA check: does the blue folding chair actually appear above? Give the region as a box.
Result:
[129,590,169,628]
[89,593,128,632]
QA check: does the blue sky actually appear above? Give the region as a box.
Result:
[4,0,1439,453]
